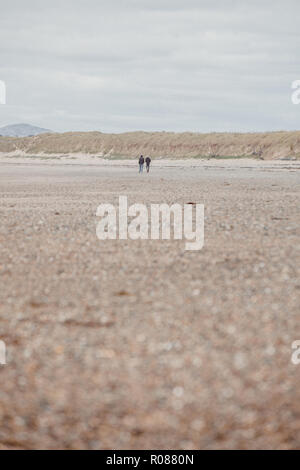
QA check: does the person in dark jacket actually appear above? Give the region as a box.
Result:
[139,155,145,173]
[146,156,151,173]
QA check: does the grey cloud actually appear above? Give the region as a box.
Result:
[0,0,299,132]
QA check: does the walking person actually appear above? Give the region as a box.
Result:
[146,156,151,173]
[139,155,145,173]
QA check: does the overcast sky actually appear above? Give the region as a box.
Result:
[0,0,299,133]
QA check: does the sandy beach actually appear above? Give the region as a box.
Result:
[0,158,299,449]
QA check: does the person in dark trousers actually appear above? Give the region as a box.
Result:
[146,156,151,173]
[139,155,145,173]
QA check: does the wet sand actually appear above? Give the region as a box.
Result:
[0,159,299,449]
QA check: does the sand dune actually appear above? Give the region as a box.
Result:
[1,130,300,159]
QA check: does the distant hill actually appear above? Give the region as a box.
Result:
[0,123,53,137]
[0,129,299,159]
